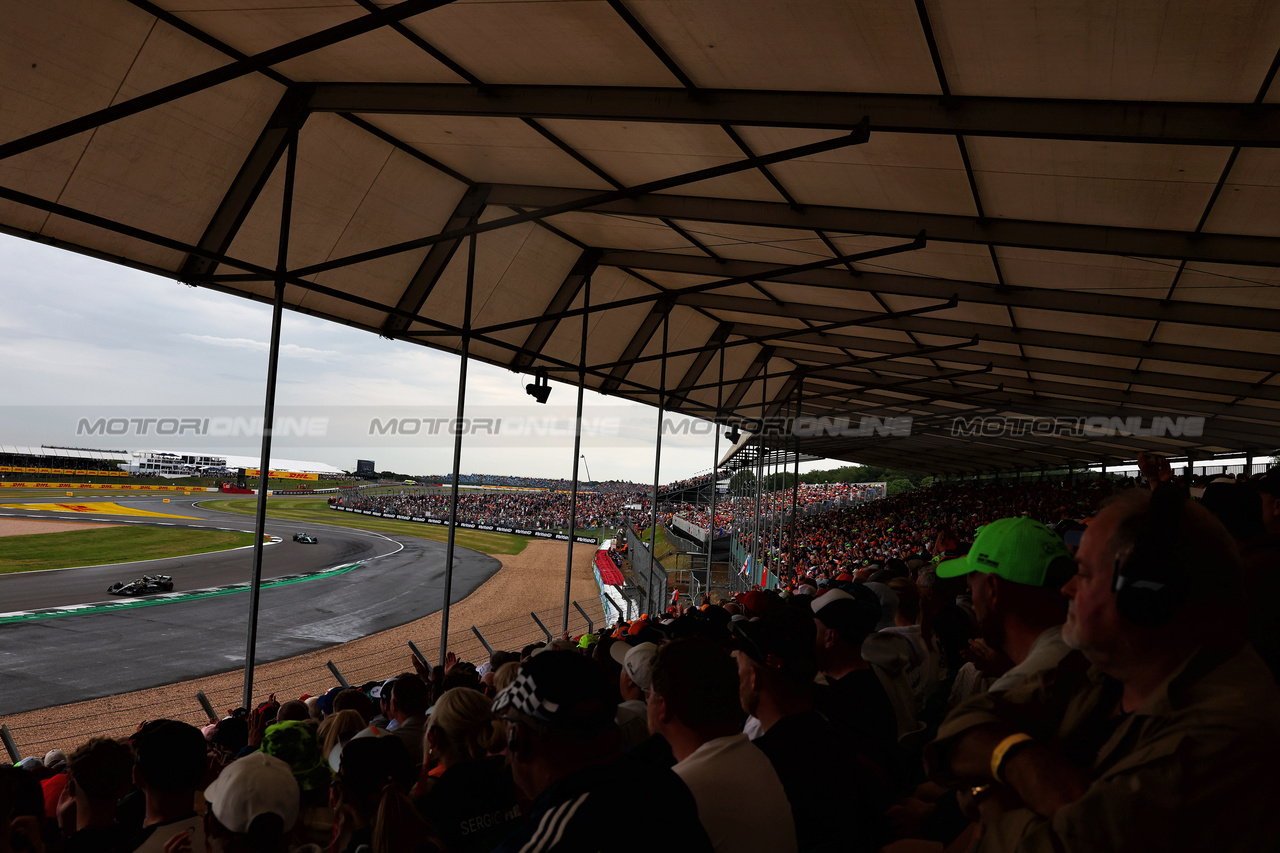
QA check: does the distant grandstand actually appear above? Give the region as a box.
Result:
[0,444,346,479]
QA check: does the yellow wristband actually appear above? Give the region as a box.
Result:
[990,732,1033,784]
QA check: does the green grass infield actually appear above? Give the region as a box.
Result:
[199,496,533,556]
[0,527,262,574]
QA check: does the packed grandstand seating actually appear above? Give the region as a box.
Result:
[334,489,685,531]
[0,451,123,475]
[338,479,885,537]
[7,466,1279,853]
[425,472,651,494]
[673,482,885,537]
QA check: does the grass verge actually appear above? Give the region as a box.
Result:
[0,528,260,574]
[199,497,531,556]
[636,526,692,573]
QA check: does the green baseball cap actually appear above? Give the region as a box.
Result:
[936,516,1076,588]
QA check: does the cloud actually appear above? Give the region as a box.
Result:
[0,233,791,481]
[179,334,342,362]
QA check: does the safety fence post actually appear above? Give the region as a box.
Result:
[1,725,21,763]
[196,691,219,724]
[529,611,553,642]
[573,601,595,634]
[471,626,494,657]
[326,661,350,688]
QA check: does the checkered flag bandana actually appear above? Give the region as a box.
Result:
[492,670,561,724]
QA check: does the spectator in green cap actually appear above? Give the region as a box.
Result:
[260,721,333,851]
[936,516,1075,694]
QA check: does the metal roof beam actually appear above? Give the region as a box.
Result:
[792,361,1280,425]
[511,248,600,370]
[588,296,955,372]
[598,299,673,393]
[291,123,871,278]
[723,348,775,410]
[597,250,1280,335]
[307,84,1280,148]
[179,86,312,280]
[802,399,1249,457]
[671,322,732,401]
[771,337,1280,403]
[383,184,490,333]
[486,185,1280,267]
[466,237,922,338]
[799,387,1280,450]
[714,301,1266,373]
[678,337,980,395]
[0,0,454,163]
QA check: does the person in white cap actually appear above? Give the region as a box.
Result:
[197,751,300,853]
[610,640,657,750]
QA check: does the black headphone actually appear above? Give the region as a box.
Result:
[1112,484,1189,627]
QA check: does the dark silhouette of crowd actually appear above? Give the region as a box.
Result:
[5,459,1279,853]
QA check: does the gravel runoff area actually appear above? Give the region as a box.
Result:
[0,519,120,537]
[2,539,603,756]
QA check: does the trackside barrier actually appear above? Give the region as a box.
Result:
[1,725,19,762]
[327,503,599,545]
[624,523,670,613]
[471,626,494,657]
[196,691,219,724]
[529,611,553,642]
[0,482,217,491]
[0,598,607,756]
[327,661,351,688]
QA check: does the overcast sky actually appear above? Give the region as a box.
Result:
[0,233,845,483]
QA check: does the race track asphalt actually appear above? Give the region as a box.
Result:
[0,496,501,715]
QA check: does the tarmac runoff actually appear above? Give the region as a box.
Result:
[0,562,361,625]
[0,497,496,714]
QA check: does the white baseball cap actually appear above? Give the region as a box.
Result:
[610,641,657,692]
[204,751,299,836]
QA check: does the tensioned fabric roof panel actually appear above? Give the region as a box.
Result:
[2,0,1280,475]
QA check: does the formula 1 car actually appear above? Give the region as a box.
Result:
[293,533,318,543]
[107,574,175,595]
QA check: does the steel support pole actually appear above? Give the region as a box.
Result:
[789,381,802,581]
[762,438,773,578]
[241,131,295,711]
[439,233,476,665]
[706,347,724,591]
[649,312,669,615]
[751,370,766,585]
[562,274,590,632]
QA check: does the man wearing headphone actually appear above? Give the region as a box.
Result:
[923,486,1280,852]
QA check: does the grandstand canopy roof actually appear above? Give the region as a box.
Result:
[3,1,1280,475]
[0,446,129,462]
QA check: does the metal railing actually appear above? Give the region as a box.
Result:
[0,598,606,757]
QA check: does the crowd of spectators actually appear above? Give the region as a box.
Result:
[673,482,885,537]
[336,490,702,534]
[5,459,1279,852]
[656,469,730,497]
[421,473,652,495]
[734,479,1115,586]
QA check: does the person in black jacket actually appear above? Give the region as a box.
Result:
[492,650,712,853]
